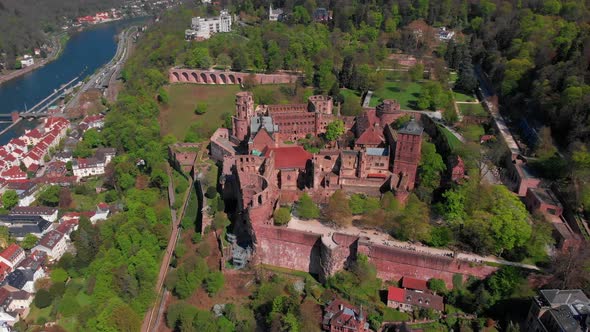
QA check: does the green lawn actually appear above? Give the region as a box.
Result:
[370,80,425,109]
[438,125,463,151]
[160,84,241,139]
[459,102,487,117]
[453,89,477,102]
[27,304,52,325]
[449,71,458,83]
[160,84,312,139]
[69,178,107,211]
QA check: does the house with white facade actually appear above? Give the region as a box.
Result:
[9,207,58,223]
[4,267,43,294]
[32,230,67,262]
[0,245,25,270]
[72,148,116,180]
[90,203,110,224]
[269,4,283,21]
[19,55,34,68]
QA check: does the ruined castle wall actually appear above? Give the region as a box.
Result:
[249,223,497,288]
[253,225,322,274]
[357,240,497,288]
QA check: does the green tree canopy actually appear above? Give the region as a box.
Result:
[325,190,352,227]
[273,207,291,226]
[21,233,38,250]
[2,190,18,210]
[325,120,345,141]
[295,193,320,220]
[38,185,60,207]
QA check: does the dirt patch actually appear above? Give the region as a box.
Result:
[65,88,105,119]
[184,270,256,311]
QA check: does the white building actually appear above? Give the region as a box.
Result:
[72,148,116,180]
[9,206,58,223]
[185,10,232,40]
[32,230,67,262]
[438,27,455,41]
[90,203,110,224]
[0,244,25,270]
[269,4,283,21]
[19,55,34,68]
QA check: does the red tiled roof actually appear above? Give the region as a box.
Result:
[252,128,274,151]
[0,262,11,278]
[367,173,387,178]
[388,286,405,302]
[0,244,23,262]
[402,277,429,291]
[27,129,43,139]
[1,166,26,179]
[97,202,109,210]
[27,164,40,173]
[37,230,65,250]
[356,126,384,146]
[4,154,15,162]
[356,109,379,134]
[9,138,26,147]
[265,146,311,169]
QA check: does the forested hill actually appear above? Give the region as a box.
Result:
[0,0,122,64]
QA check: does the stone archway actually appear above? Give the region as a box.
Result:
[181,72,189,82]
[172,72,180,82]
[200,73,208,84]
[210,74,217,84]
[190,72,199,83]
[228,74,236,84]
[219,74,227,84]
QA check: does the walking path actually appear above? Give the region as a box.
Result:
[288,216,539,271]
[141,165,193,332]
[362,90,373,108]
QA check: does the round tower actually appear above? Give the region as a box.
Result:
[376,99,401,126]
[232,91,255,142]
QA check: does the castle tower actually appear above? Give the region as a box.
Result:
[232,91,254,142]
[376,99,401,126]
[392,118,423,191]
[308,95,333,115]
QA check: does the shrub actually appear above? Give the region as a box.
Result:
[273,207,291,225]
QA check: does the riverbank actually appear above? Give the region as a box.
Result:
[0,34,64,85]
[0,16,129,86]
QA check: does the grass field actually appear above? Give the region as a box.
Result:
[459,102,487,117]
[160,84,311,139]
[438,125,463,151]
[159,84,241,139]
[453,89,477,102]
[369,80,424,109]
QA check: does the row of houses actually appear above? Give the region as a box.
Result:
[0,244,47,327]
[0,201,111,327]
[0,117,69,181]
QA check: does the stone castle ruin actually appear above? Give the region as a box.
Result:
[209,91,496,287]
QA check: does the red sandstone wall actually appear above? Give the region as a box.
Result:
[253,225,322,274]
[251,224,497,289]
[169,69,300,85]
[358,242,497,288]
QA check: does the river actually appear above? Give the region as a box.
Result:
[0,18,145,144]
